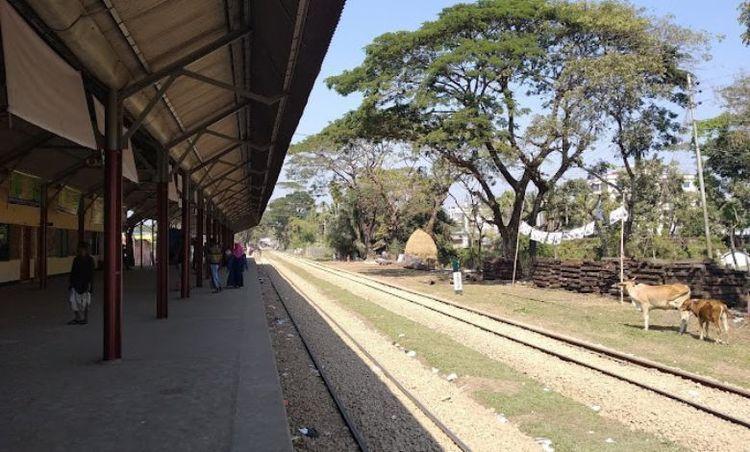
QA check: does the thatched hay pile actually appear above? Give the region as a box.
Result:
[403,229,438,270]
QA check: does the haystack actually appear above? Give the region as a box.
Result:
[403,229,438,269]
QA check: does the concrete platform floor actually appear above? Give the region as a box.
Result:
[0,260,292,452]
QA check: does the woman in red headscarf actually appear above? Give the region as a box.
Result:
[226,242,248,288]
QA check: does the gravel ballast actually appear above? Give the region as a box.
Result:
[260,271,359,451]
[264,260,539,452]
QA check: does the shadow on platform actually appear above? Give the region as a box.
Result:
[0,261,291,452]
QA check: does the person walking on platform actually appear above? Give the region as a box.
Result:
[207,240,223,293]
[226,243,248,288]
[67,242,95,325]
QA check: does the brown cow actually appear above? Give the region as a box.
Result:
[679,299,730,344]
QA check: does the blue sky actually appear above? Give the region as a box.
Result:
[274,0,749,199]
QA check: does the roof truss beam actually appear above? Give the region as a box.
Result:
[120,27,253,100]
[180,69,283,106]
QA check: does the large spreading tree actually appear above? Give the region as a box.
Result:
[326,0,703,259]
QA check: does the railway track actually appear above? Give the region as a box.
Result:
[281,254,750,431]
[261,266,472,452]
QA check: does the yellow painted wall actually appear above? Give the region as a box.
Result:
[0,178,104,284]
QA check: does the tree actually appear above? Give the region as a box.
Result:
[702,75,750,257]
[741,1,750,45]
[262,191,315,249]
[327,0,698,259]
[568,8,708,245]
[289,113,455,258]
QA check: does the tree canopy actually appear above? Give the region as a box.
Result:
[326,0,704,258]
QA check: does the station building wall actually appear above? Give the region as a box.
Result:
[0,181,103,284]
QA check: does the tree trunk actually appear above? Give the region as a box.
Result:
[730,227,739,268]
[424,195,443,237]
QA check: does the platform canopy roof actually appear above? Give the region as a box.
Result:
[0,0,344,230]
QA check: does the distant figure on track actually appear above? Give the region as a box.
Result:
[67,242,95,325]
[226,243,248,288]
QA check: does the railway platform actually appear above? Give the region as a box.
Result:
[0,260,292,452]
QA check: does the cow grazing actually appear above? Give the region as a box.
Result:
[679,299,730,344]
[618,279,691,331]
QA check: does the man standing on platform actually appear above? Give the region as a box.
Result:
[207,240,223,293]
[67,242,95,325]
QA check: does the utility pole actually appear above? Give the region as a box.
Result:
[687,73,713,260]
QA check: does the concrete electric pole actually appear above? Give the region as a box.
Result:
[686,73,713,260]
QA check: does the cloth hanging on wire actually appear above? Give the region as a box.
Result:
[519,205,628,245]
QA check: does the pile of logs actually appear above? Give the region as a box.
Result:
[530,258,749,308]
[483,258,515,281]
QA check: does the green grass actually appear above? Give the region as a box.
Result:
[275,259,683,452]
[332,263,750,389]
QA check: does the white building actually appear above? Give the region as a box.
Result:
[446,202,498,249]
[587,168,697,198]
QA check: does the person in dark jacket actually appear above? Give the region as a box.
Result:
[68,242,95,325]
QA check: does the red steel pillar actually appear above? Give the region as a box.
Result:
[103,89,123,361]
[195,193,204,287]
[156,150,169,318]
[38,183,48,289]
[180,171,191,298]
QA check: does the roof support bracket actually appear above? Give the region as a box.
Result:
[180,69,283,105]
[122,74,178,142]
[163,100,251,150]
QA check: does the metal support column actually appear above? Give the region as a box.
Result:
[103,89,123,361]
[196,193,204,287]
[38,183,48,289]
[156,150,169,318]
[206,205,212,245]
[139,222,144,268]
[180,171,191,298]
[77,196,86,246]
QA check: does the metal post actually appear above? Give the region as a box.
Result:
[206,206,212,245]
[38,183,48,289]
[139,221,144,268]
[511,199,524,285]
[150,220,155,267]
[156,150,169,318]
[180,171,191,298]
[687,74,713,260]
[78,196,86,246]
[103,89,123,361]
[196,193,204,287]
[619,191,625,304]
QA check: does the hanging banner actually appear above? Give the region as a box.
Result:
[8,171,41,206]
[0,0,96,149]
[56,186,80,215]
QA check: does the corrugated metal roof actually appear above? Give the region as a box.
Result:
[0,0,345,230]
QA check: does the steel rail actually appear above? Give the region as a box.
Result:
[262,269,369,452]
[286,255,750,430]
[264,264,472,452]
